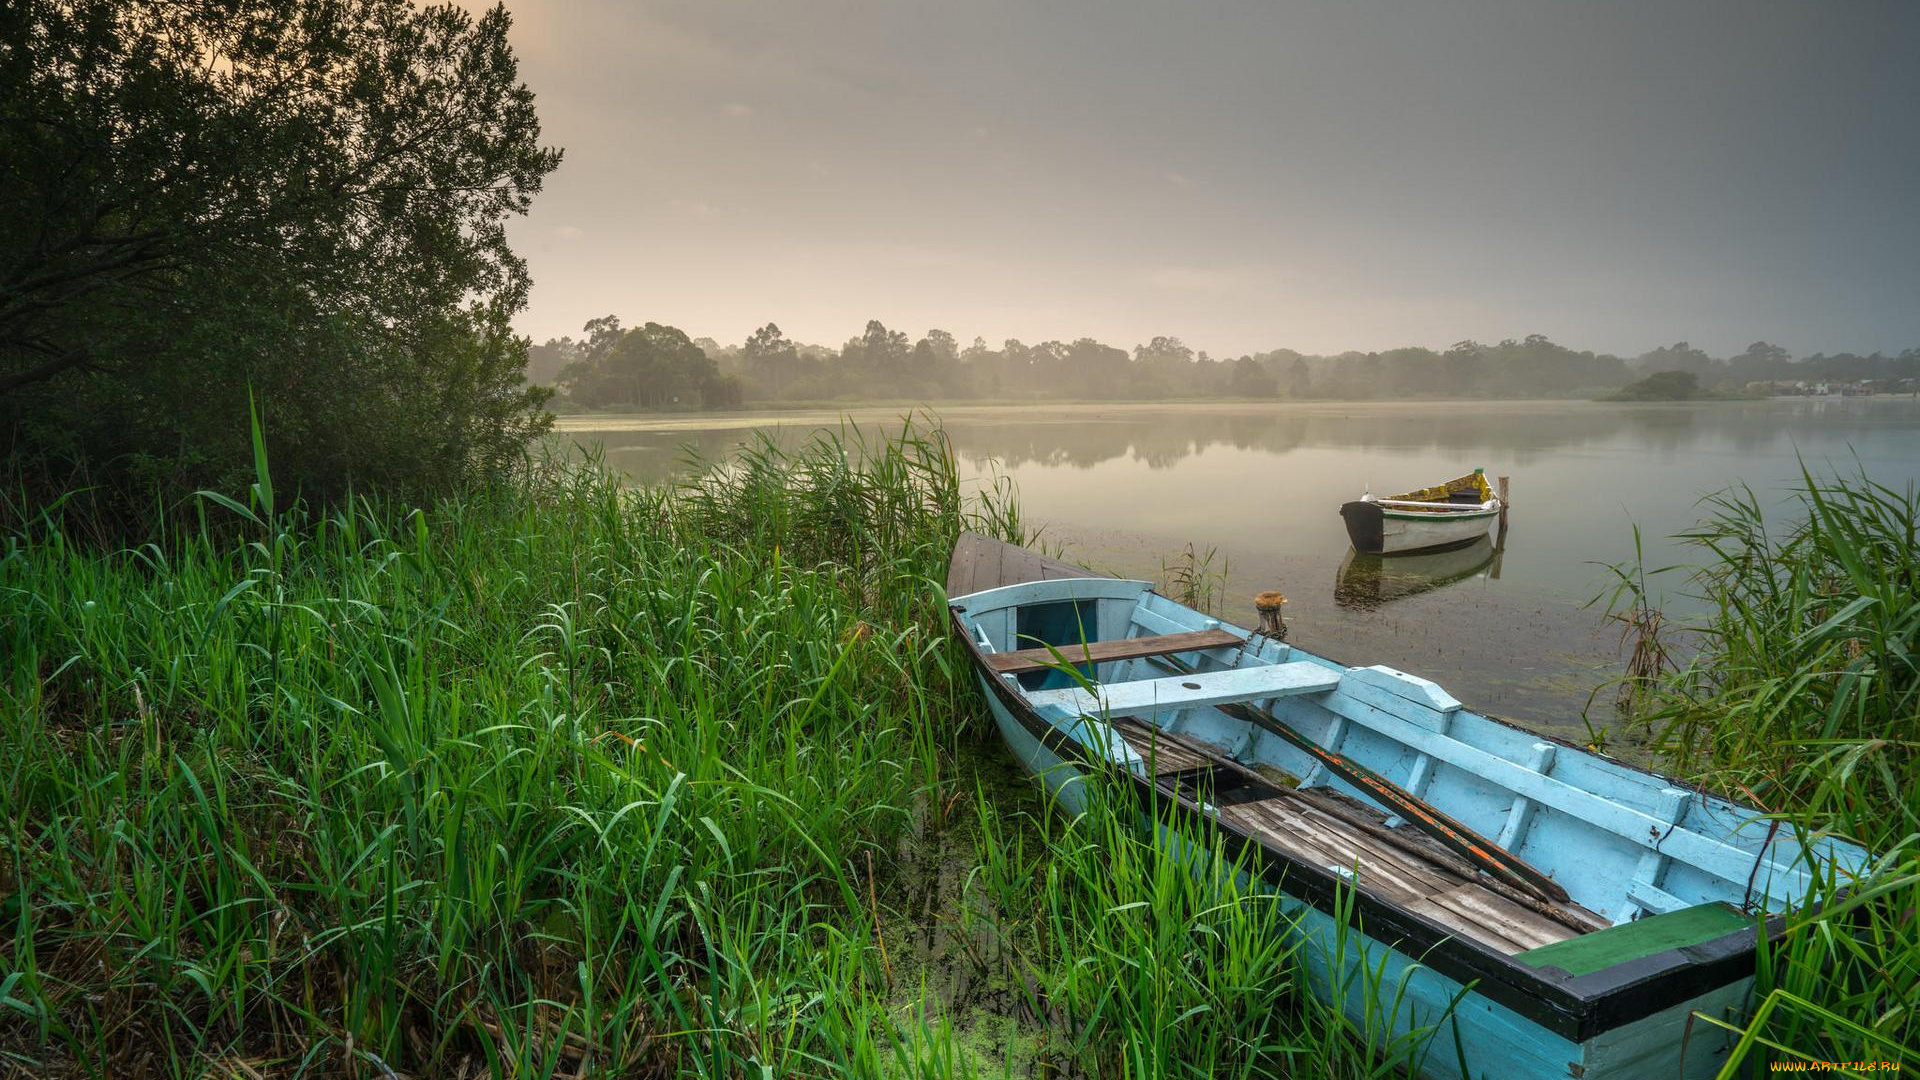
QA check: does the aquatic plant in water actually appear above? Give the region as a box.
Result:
[1601,466,1919,1074]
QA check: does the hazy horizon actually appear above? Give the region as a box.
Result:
[496,0,1920,359]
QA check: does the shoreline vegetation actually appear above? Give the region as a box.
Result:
[5,419,1914,1077]
[0,421,1408,1078]
[1602,370,1762,402]
[1593,466,1918,1074]
[547,393,1911,425]
[531,317,1920,415]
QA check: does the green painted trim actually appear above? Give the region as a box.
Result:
[1517,904,1751,977]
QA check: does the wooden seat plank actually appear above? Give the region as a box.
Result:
[985,628,1243,674]
[1026,661,1341,717]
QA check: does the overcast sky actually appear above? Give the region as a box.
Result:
[497,0,1920,358]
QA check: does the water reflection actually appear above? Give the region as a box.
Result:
[946,401,1911,472]
[556,399,1920,734]
[1334,536,1502,610]
[559,399,1920,487]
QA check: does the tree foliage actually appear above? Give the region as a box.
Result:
[554,318,741,410]
[528,315,1920,410]
[1608,370,1704,401]
[0,0,561,507]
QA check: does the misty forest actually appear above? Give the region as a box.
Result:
[535,319,1920,410]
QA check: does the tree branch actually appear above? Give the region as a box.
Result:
[0,346,92,396]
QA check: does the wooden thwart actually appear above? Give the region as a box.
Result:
[1026,661,1342,717]
[985,628,1242,674]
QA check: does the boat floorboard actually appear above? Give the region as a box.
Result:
[1109,716,1216,775]
[1109,716,1581,956]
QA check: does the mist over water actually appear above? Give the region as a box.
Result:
[560,397,1920,738]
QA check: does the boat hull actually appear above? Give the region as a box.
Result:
[1341,499,1500,555]
[972,672,1752,1080]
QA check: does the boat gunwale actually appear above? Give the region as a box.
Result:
[942,532,1816,1043]
[1377,505,1502,521]
[1367,498,1501,513]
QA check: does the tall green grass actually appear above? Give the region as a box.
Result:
[961,775,1461,1080]
[0,418,1000,1077]
[31,412,1905,1078]
[1600,467,1919,1074]
[1,417,1400,1078]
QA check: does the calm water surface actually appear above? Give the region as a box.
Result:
[556,399,1920,742]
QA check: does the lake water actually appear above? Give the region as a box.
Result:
[555,398,1920,742]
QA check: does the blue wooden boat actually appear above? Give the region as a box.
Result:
[946,532,1873,1080]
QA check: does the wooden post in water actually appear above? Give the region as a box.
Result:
[1496,475,1511,545]
[1253,591,1289,640]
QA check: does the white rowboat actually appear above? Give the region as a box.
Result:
[1341,468,1502,555]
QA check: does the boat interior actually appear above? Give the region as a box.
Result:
[1378,470,1496,511]
[951,575,1874,967]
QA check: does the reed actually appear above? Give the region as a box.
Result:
[1590,523,1677,717]
[1601,466,1920,1073]
[0,414,1403,1079]
[0,416,1000,1077]
[1158,541,1228,617]
[957,769,1466,1079]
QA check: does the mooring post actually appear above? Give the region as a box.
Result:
[1497,475,1511,543]
[1253,591,1288,640]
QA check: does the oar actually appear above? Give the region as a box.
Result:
[1156,657,1572,906]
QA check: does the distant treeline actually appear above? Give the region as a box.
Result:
[534,320,1920,410]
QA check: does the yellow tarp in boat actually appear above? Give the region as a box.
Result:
[1385,469,1494,509]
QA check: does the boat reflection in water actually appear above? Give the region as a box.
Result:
[1335,534,1501,610]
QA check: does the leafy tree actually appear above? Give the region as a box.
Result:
[1441,341,1485,392]
[559,321,737,409]
[1130,336,1194,397]
[1725,341,1793,384]
[1286,357,1312,398]
[527,336,582,385]
[1134,336,1194,370]
[908,328,959,394]
[1634,342,1720,380]
[0,0,560,506]
[916,329,959,364]
[1061,338,1129,396]
[742,322,801,396]
[842,320,911,388]
[1376,346,1445,395]
[1608,370,1703,401]
[1228,356,1278,397]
